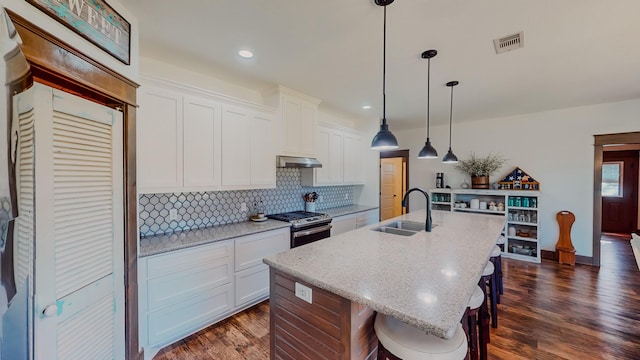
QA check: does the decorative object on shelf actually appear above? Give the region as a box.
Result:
[26,0,131,64]
[460,181,470,189]
[455,152,506,189]
[442,81,459,163]
[498,167,540,190]
[418,49,438,159]
[497,202,504,211]
[555,210,576,265]
[436,172,444,188]
[492,182,501,190]
[371,0,399,151]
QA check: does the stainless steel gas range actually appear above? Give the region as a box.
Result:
[267,211,332,248]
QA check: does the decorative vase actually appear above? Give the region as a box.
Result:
[461,181,470,189]
[471,175,490,189]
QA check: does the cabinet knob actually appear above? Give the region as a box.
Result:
[42,304,57,318]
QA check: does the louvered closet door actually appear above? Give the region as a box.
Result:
[27,84,124,360]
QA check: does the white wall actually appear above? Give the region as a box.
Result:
[396,98,640,257]
[1,0,139,81]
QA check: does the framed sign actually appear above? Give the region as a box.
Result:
[26,0,131,64]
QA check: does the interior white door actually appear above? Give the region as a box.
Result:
[22,84,124,360]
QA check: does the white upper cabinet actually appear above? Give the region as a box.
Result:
[265,86,321,158]
[183,95,221,189]
[250,112,277,186]
[221,105,252,187]
[343,132,363,184]
[137,76,276,193]
[221,104,276,190]
[301,124,364,186]
[138,86,183,191]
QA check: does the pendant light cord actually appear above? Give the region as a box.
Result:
[382,5,387,126]
[448,85,454,148]
[426,57,430,138]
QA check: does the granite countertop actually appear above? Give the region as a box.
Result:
[139,220,290,257]
[139,205,378,257]
[321,204,378,218]
[263,210,505,340]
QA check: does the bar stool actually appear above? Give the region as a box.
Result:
[495,236,506,295]
[478,261,498,336]
[462,285,485,360]
[375,314,468,360]
[489,245,503,303]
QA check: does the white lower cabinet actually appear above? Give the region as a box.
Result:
[140,228,289,358]
[331,214,357,236]
[332,209,379,237]
[234,228,289,306]
[356,209,379,228]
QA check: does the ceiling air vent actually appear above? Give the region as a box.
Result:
[493,31,524,54]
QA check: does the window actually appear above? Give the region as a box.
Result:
[602,161,623,197]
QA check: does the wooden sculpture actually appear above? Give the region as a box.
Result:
[556,211,576,265]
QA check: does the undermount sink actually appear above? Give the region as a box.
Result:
[371,226,418,236]
[384,220,426,232]
[371,220,434,237]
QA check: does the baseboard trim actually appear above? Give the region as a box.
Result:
[541,250,594,266]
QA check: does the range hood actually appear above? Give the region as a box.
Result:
[276,155,322,168]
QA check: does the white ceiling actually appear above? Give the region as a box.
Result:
[126,0,640,129]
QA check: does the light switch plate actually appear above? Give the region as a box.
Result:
[295,282,312,304]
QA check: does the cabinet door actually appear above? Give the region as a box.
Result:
[250,112,276,187]
[138,86,183,191]
[343,134,363,184]
[235,229,289,272]
[299,102,317,157]
[331,214,357,236]
[281,96,301,155]
[314,127,331,184]
[329,131,344,183]
[183,95,221,189]
[356,209,379,228]
[221,105,251,187]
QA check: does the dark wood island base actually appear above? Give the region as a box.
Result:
[270,269,378,360]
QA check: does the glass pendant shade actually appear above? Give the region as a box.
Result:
[418,138,438,158]
[371,121,398,150]
[443,80,459,164]
[370,0,398,151]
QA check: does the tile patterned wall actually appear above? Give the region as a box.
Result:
[139,168,355,237]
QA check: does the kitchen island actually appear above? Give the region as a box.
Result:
[263,210,505,360]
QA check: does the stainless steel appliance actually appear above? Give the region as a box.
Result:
[267,211,332,248]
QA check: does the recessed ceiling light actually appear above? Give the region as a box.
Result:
[238,50,254,58]
[362,105,372,110]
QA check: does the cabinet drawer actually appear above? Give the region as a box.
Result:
[147,283,233,347]
[235,264,270,307]
[235,229,289,272]
[147,240,233,277]
[147,259,232,311]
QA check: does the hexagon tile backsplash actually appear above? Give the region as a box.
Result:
[139,168,356,237]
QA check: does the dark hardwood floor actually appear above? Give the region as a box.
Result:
[155,234,640,359]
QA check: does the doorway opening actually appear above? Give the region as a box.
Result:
[379,150,409,221]
[593,132,640,267]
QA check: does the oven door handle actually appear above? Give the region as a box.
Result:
[292,224,332,239]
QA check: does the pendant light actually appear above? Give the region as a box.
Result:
[442,81,459,163]
[371,0,398,151]
[418,49,438,159]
